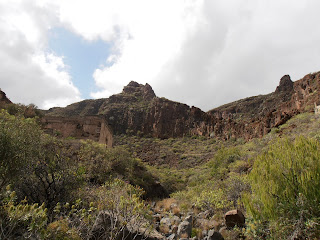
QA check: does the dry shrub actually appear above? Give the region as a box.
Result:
[155,198,178,213]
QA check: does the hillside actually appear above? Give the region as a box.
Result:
[0,71,320,239]
[46,72,320,142]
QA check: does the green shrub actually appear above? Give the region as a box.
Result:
[194,187,232,212]
[68,179,152,239]
[79,140,162,198]
[14,135,82,211]
[0,186,47,239]
[208,146,242,179]
[244,137,320,239]
[0,110,42,191]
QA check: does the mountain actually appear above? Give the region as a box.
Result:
[46,71,320,140]
[208,72,320,139]
[46,81,208,139]
[0,89,12,108]
[1,72,320,239]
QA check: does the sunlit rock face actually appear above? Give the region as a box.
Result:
[41,116,113,148]
[46,72,320,141]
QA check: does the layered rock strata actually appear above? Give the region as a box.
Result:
[41,116,113,147]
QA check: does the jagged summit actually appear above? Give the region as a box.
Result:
[0,89,12,105]
[275,75,294,93]
[122,81,156,100]
[0,89,12,109]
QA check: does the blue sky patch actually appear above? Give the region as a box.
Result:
[48,27,112,99]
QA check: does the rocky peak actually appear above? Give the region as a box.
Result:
[0,89,12,105]
[275,75,294,93]
[122,81,156,100]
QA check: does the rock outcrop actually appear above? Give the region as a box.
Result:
[41,116,113,147]
[224,209,245,229]
[177,215,193,239]
[46,72,320,141]
[208,72,320,140]
[0,89,12,108]
[205,229,224,240]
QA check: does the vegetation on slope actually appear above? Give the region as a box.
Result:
[0,109,160,239]
[1,107,320,239]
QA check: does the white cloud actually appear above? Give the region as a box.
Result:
[1,0,320,111]
[80,0,320,111]
[54,0,196,98]
[0,0,81,109]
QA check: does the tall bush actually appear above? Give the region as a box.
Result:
[0,110,42,191]
[244,137,320,239]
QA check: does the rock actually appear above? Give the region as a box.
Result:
[195,218,219,231]
[171,225,178,234]
[177,220,192,239]
[117,227,165,240]
[0,89,12,107]
[275,75,294,93]
[185,214,193,224]
[205,229,224,240]
[197,210,212,220]
[167,233,176,240]
[153,214,162,223]
[218,227,228,239]
[202,229,208,237]
[41,116,113,148]
[123,81,156,100]
[224,209,245,229]
[160,217,172,234]
[171,215,181,226]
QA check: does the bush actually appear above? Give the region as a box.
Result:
[79,140,163,198]
[0,186,47,239]
[0,110,42,191]
[244,137,320,239]
[194,187,232,212]
[50,179,152,240]
[14,135,82,211]
[208,146,242,179]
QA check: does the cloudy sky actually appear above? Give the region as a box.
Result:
[1,0,320,110]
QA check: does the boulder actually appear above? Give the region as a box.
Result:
[167,233,176,240]
[224,209,245,229]
[185,214,193,224]
[205,229,224,240]
[159,217,171,234]
[171,215,181,226]
[177,220,192,239]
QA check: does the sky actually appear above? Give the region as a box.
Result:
[1,0,320,111]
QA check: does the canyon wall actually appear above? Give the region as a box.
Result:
[46,72,320,141]
[41,116,113,148]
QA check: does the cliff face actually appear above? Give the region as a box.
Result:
[46,71,320,140]
[208,72,320,140]
[46,81,211,138]
[0,89,12,108]
[41,116,113,147]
